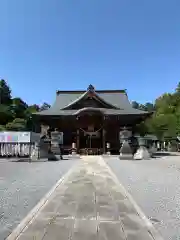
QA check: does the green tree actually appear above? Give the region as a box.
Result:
[138,104,148,111]
[11,97,28,119]
[155,93,175,113]
[175,82,180,93]
[0,125,5,131]
[27,104,39,112]
[39,102,50,111]
[144,102,154,112]
[24,104,39,119]
[0,79,12,104]
[134,121,149,136]
[24,104,40,131]
[0,104,14,125]
[6,118,27,131]
[147,113,177,140]
[131,101,139,109]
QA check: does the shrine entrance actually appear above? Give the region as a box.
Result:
[77,110,104,155]
[79,126,103,154]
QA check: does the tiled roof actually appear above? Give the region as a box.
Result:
[34,86,150,116]
[53,90,130,110]
[35,107,150,116]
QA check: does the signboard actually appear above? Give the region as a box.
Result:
[0,132,19,143]
[0,132,31,143]
[6,132,19,142]
[0,132,6,142]
[18,132,31,143]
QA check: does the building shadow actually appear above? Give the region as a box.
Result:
[154,152,178,157]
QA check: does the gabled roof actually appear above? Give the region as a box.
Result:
[53,87,131,110]
[34,85,151,116]
[62,88,118,110]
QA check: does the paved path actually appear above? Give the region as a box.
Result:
[8,156,163,240]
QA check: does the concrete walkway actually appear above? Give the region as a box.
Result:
[7,156,163,240]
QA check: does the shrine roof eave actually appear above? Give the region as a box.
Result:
[32,108,153,117]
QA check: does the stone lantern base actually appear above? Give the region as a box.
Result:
[134,146,151,160]
[149,144,157,157]
[119,141,133,160]
[71,148,77,155]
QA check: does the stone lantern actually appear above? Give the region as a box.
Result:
[119,127,133,160]
[134,136,150,160]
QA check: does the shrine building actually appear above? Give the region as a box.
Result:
[33,85,152,155]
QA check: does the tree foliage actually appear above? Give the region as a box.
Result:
[39,102,50,111]
[132,82,180,139]
[0,79,50,131]
[6,118,27,131]
[0,79,11,104]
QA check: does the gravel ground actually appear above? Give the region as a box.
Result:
[0,158,76,240]
[106,155,180,240]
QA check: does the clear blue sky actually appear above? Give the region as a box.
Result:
[0,0,180,106]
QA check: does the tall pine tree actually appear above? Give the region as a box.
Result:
[0,79,12,104]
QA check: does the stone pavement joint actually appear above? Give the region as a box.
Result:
[7,156,163,240]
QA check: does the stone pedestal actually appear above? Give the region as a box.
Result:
[119,141,133,160]
[38,140,61,161]
[48,152,59,161]
[50,130,63,160]
[106,142,111,155]
[30,141,50,161]
[71,150,77,155]
[167,142,177,152]
[71,142,77,155]
[39,141,50,158]
[69,142,80,158]
[30,145,39,161]
[134,146,150,160]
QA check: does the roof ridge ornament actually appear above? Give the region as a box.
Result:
[87,84,95,92]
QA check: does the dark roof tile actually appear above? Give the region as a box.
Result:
[34,89,150,116]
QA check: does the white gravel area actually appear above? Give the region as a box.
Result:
[0,158,76,239]
[106,155,180,240]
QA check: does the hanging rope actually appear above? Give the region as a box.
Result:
[79,126,103,136]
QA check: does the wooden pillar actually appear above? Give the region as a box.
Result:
[76,129,80,153]
[103,128,106,154]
